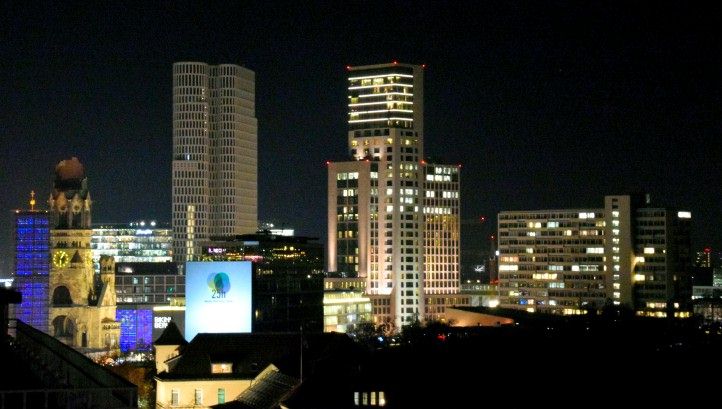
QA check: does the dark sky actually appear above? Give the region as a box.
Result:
[2,1,721,276]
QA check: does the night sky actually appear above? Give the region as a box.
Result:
[2,1,721,276]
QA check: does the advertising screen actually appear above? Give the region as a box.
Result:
[152,306,186,342]
[185,261,252,340]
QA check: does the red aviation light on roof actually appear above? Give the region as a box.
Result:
[346,65,352,71]
[392,60,398,65]
[704,247,712,254]
[325,161,331,166]
[422,64,427,69]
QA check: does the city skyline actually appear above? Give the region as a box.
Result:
[2,1,722,275]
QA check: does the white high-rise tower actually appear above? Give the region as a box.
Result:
[327,62,461,329]
[172,62,258,263]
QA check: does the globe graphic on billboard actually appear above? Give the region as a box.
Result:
[207,272,231,298]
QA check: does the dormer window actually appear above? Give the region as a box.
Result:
[211,362,233,373]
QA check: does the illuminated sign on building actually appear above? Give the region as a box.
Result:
[154,316,172,329]
[152,306,186,341]
[185,261,252,340]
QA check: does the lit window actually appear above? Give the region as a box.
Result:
[195,389,202,405]
[644,247,655,254]
[212,363,233,373]
[218,388,225,404]
[171,390,179,406]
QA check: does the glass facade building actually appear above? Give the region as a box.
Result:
[13,206,50,332]
[92,221,172,270]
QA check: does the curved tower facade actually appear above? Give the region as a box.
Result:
[172,62,258,263]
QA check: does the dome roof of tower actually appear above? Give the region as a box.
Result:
[55,157,85,181]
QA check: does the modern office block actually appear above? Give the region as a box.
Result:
[92,221,172,268]
[497,195,692,317]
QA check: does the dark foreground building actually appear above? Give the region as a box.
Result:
[1,287,137,408]
[202,233,324,332]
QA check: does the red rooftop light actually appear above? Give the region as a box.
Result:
[325,160,331,166]
[704,247,712,254]
[392,60,398,65]
[346,65,351,71]
[422,64,427,69]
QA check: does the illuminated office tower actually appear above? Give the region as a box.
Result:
[12,191,50,332]
[422,163,463,321]
[497,195,692,317]
[328,63,461,328]
[92,221,172,267]
[630,206,692,317]
[423,163,460,295]
[172,62,258,263]
[497,208,608,314]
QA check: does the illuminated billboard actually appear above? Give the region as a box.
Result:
[185,261,252,340]
[152,306,186,342]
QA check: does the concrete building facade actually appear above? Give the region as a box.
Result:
[172,62,258,263]
[497,195,692,317]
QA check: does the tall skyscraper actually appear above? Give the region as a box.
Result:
[327,63,461,328]
[423,163,460,296]
[172,62,258,263]
[12,191,50,332]
[497,194,693,317]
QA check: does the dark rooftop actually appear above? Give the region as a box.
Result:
[156,332,359,381]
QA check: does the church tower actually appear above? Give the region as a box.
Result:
[47,157,120,354]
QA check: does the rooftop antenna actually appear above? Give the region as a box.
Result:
[29,191,36,210]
